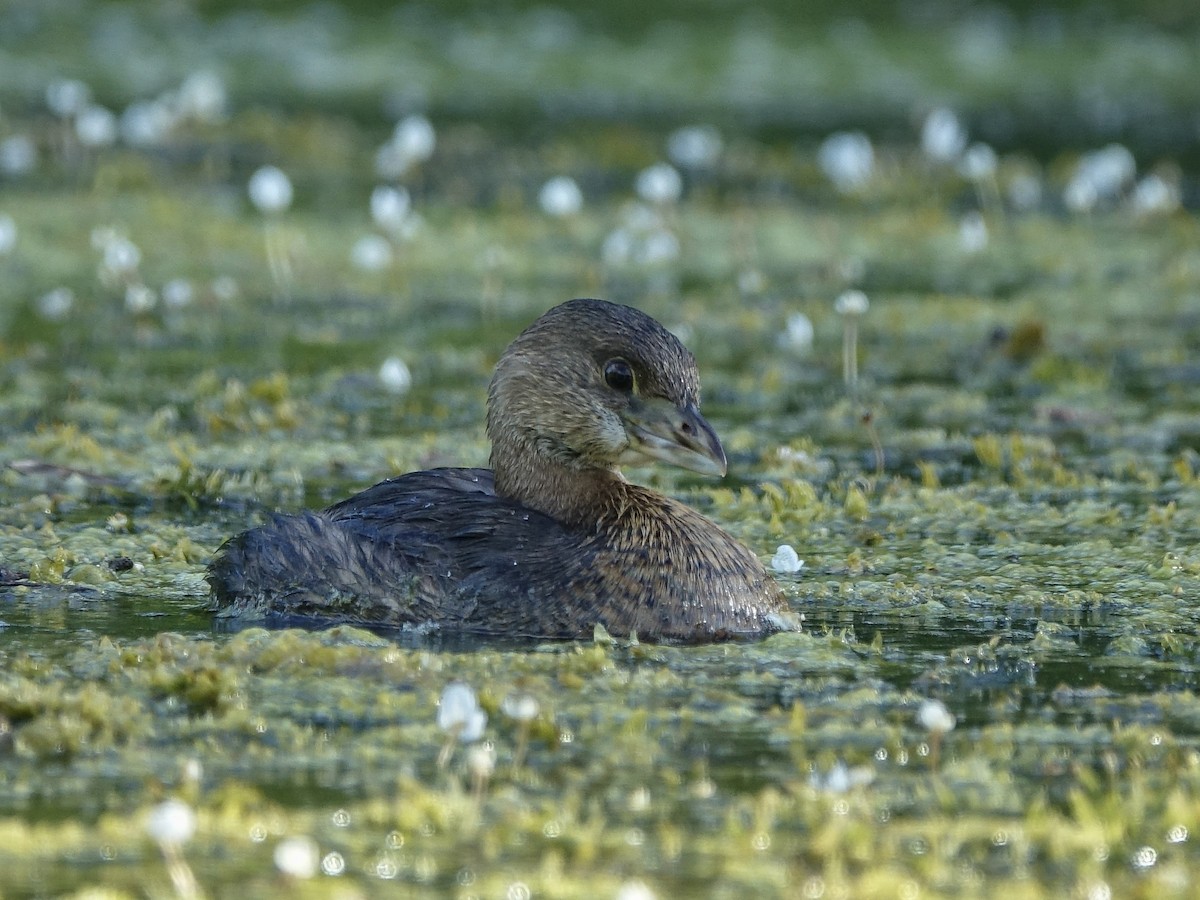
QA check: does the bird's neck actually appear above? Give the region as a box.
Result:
[490,436,627,529]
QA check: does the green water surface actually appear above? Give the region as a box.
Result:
[2,1,1200,897]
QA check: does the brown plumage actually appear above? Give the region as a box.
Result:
[207,298,792,642]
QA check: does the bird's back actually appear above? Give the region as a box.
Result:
[208,467,787,640]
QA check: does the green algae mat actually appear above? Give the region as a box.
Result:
[3,1,1200,897]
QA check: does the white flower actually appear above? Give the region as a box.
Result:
[466,744,496,779]
[125,283,157,313]
[46,79,91,117]
[921,107,967,163]
[395,115,436,161]
[916,699,956,734]
[1006,172,1043,211]
[274,836,319,879]
[1131,174,1180,216]
[0,213,16,255]
[378,356,412,394]
[958,211,988,253]
[102,235,141,274]
[162,278,195,309]
[178,70,227,123]
[0,135,37,176]
[248,165,293,214]
[616,880,658,900]
[37,288,74,321]
[667,125,722,169]
[771,544,804,574]
[370,185,411,231]
[638,228,679,266]
[438,682,486,742]
[146,799,196,846]
[75,105,118,148]
[538,176,583,217]
[120,100,176,147]
[635,162,682,205]
[818,131,874,192]
[352,234,393,271]
[501,692,539,722]
[958,142,997,181]
[1065,144,1136,212]
[601,228,634,267]
[783,313,814,352]
[834,289,869,316]
[809,761,874,793]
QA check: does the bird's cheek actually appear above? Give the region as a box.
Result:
[585,410,630,457]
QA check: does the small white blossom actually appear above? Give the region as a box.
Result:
[834,289,869,316]
[146,799,196,846]
[771,544,804,574]
[438,682,486,742]
[616,880,658,900]
[46,78,91,117]
[0,135,37,176]
[638,228,679,265]
[120,100,176,147]
[538,176,583,217]
[274,836,320,879]
[1065,144,1136,212]
[667,125,722,169]
[1131,174,1180,216]
[635,162,682,205]
[75,105,118,148]
[162,278,194,309]
[501,692,540,722]
[1006,171,1043,211]
[125,283,157,313]
[466,743,496,779]
[783,313,814,352]
[958,211,988,253]
[394,115,436,161]
[352,234,393,271]
[818,131,874,192]
[178,70,227,123]
[601,228,634,267]
[0,214,16,255]
[378,356,412,394]
[37,287,74,321]
[916,698,956,734]
[810,761,874,793]
[248,165,293,214]
[370,185,411,232]
[921,107,967,163]
[103,235,141,274]
[958,142,998,181]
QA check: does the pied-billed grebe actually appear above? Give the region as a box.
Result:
[208,298,791,641]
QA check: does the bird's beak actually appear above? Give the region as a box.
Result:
[619,398,728,477]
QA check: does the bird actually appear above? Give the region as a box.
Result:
[207,298,793,642]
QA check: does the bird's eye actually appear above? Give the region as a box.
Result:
[603,358,634,392]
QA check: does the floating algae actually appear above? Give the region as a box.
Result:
[3,0,1200,895]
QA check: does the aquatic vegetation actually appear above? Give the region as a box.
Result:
[146,800,201,900]
[1,0,1199,895]
[833,289,870,391]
